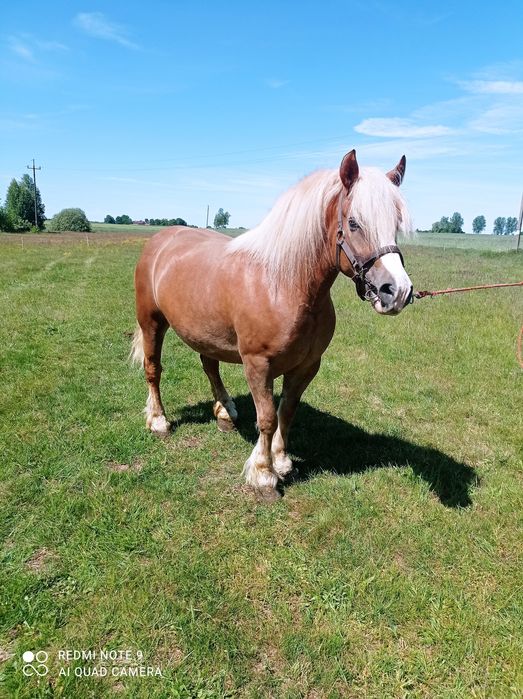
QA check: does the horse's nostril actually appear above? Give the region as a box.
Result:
[378,283,395,306]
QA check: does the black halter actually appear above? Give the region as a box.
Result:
[335,193,405,303]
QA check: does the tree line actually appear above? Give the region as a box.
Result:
[103,215,188,226]
[431,212,518,235]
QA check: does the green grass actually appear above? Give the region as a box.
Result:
[402,231,519,252]
[88,222,165,234]
[0,235,522,698]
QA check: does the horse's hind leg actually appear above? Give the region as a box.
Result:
[200,355,238,432]
[139,312,170,435]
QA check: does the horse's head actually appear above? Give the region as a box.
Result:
[336,149,413,315]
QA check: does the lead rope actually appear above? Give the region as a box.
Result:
[413,281,523,368]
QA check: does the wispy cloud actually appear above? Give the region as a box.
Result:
[354,118,455,138]
[265,78,289,89]
[74,12,139,49]
[7,35,69,56]
[469,104,523,134]
[7,36,35,62]
[36,40,69,52]
[460,80,523,95]
[0,104,91,131]
[355,138,462,163]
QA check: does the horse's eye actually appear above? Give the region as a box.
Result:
[348,218,360,232]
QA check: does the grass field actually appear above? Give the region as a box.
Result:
[0,231,522,698]
[81,223,246,239]
[403,232,520,252]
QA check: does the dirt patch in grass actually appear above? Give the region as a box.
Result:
[177,435,205,449]
[25,547,57,573]
[107,459,143,473]
[0,648,14,663]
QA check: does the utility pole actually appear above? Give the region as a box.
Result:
[27,158,41,228]
[205,204,210,228]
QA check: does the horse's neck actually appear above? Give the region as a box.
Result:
[300,247,339,308]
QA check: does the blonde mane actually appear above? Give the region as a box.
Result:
[227,166,411,287]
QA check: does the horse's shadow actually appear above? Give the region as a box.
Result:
[176,394,478,508]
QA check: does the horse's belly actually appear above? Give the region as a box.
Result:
[161,298,242,363]
[171,325,242,363]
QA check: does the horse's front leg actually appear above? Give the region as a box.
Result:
[241,355,280,502]
[272,359,321,479]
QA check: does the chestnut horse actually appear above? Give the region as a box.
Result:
[132,150,413,501]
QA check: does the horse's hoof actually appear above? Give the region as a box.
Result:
[217,416,236,433]
[273,454,293,479]
[255,486,282,504]
[148,415,171,436]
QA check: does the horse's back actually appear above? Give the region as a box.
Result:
[136,225,231,296]
[141,225,229,258]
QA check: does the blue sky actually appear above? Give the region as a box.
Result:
[2,1,523,231]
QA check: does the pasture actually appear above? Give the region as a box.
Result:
[0,231,521,698]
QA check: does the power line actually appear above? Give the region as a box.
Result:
[27,158,41,228]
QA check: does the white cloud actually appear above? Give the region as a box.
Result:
[460,80,523,95]
[354,118,454,138]
[74,12,138,49]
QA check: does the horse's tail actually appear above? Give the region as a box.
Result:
[129,324,145,366]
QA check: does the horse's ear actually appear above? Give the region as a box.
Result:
[339,149,359,191]
[387,155,406,186]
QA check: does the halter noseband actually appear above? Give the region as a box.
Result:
[335,193,404,304]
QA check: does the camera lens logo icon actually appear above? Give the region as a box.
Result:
[22,651,49,676]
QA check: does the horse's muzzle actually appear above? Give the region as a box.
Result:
[373,283,413,315]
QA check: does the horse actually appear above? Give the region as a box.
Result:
[131,149,413,502]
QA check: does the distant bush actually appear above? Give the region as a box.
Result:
[104,214,116,224]
[48,208,91,233]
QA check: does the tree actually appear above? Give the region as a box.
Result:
[431,212,465,234]
[104,214,116,224]
[0,201,10,232]
[431,216,450,233]
[5,174,45,230]
[213,208,230,228]
[505,216,517,235]
[47,208,91,232]
[115,214,133,225]
[493,217,506,235]
[472,215,486,234]
[449,212,464,234]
